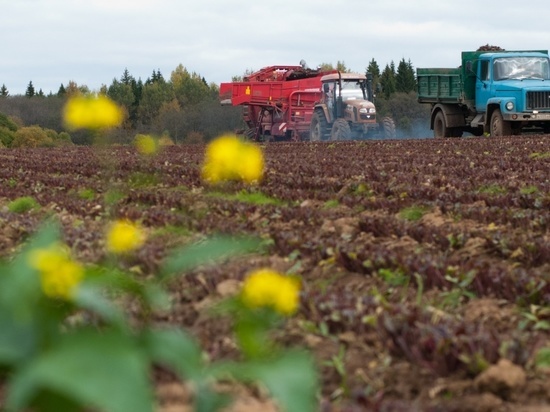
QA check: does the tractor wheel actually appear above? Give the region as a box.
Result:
[310,110,329,141]
[244,128,257,141]
[433,111,451,138]
[381,117,396,139]
[490,109,512,136]
[330,119,351,141]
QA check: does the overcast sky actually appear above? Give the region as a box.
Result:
[3,0,550,95]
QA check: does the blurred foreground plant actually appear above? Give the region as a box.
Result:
[201,134,264,184]
[0,220,318,412]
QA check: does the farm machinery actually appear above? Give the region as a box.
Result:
[219,62,396,141]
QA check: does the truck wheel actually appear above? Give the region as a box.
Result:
[381,117,396,139]
[433,111,450,138]
[310,111,329,141]
[330,119,351,140]
[450,128,463,137]
[490,109,512,136]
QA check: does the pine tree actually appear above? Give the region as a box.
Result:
[367,58,381,78]
[366,58,381,96]
[57,84,66,97]
[156,69,164,83]
[0,84,8,97]
[395,58,417,93]
[121,68,134,85]
[25,81,35,97]
[380,64,396,99]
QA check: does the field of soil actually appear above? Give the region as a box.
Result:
[0,135,549,411]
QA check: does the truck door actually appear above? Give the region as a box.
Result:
[475,59,492,112]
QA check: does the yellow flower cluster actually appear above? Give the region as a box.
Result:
[63,95,123,130]
[134,134,158,155]
[201,134,264,184]
[105,219,146,254]
[29,243,84,300]
[241,269,300,316]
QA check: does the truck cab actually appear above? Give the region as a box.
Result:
[472,52,550,135]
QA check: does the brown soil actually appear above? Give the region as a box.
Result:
[0,136,549,411]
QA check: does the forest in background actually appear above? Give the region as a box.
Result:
[0,58,431,146]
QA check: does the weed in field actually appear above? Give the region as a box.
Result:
[103,188,125,209]
[77,187,96,200]
[518,305,550,331]
[8,196,40,213]
[323,344,349,400]
[476,184,507,195]
[534,347,550,370]
[440,268,477,309]
[529,151,550,160]
[323,199,340,209]
[128,171,159,188]
[519,185,539,195]
[208,189,284,206]
[399,205,428,221]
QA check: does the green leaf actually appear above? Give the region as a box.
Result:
[6,328,154,412]
[142,327,204,381]
[535,347,550,369]
[194,383,232,412]
[73,285,127,328]
[161,235,260,279]
[0,309,37,365]
[229,350,319,412]
[0,221,61,311]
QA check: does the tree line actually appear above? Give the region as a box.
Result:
[0,57,430,145]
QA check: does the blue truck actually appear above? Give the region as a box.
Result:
[417,50,550,137]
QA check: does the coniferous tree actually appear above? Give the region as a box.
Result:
[121,68,134,85]
[367,58,381,78]
[0,84,8,97]
[395,58,417,93]
[366,58,381,97]
[25,81,35,97]
[57,84,66,97]
[380,63,397,99]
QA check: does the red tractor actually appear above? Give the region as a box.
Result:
[219,62,396,141]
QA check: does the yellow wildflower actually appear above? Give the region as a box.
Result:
[63,95,123,130]
[241,268,300,316]
[201,134,264,184]
[29,243,84,300]
[134,134,158,155]
[106,219,146,254]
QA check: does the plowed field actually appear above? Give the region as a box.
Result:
[1,136,549,411]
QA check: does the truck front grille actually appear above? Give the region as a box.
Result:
[527,91,550,110]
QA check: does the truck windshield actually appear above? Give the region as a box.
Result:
[339,80,366,100]
[493,57,550,80]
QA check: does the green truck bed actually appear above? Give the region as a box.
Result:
[417,68,462,103]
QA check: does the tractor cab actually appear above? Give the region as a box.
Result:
[319,72,376,124]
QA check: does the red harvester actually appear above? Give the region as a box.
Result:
[219,61,396,142]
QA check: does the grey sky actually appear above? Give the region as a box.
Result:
[3,0,550,95]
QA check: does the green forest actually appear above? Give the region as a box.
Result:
[0,58,430,147]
